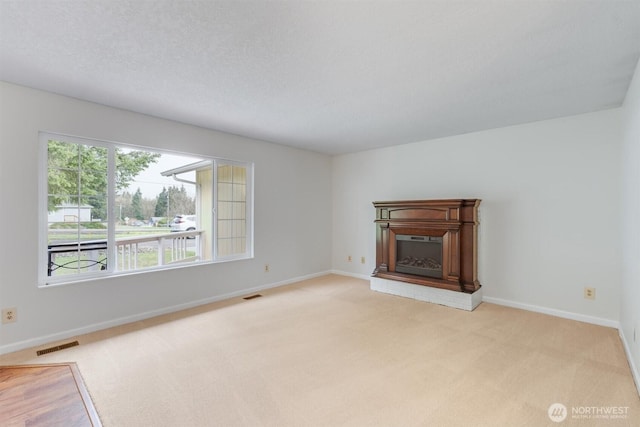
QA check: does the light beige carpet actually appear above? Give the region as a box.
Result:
[1,275,638,426]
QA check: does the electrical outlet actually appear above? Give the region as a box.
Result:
[264,264,270,272]
[584,287,596,300]
[2,307,17,324]
[347,255,352,262]
[361,256,366,264]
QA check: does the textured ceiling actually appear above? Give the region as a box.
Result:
[1,1,639,155]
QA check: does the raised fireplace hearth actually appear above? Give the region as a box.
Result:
[372,199,481,297]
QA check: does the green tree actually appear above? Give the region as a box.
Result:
[47,140,160,219]
[141,198,156,221]
[155,187,168,217]
[167,185,195,217]
[47,142,107,216]
[131,188,143,220]
[116,191,133,221]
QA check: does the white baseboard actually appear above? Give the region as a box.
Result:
[331,273,621,327]
[482,296,619,329]
[329,269,371,280]
[0,270,332,356]
[619,328,640,397]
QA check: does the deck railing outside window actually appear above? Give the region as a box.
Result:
[47,230,203,276]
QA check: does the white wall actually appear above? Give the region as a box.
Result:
[0,77,633,363]
[332,109,623,324]
[0,82,333,353]
[620,59,640,392]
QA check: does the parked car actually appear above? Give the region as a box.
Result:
[170,215,196,232]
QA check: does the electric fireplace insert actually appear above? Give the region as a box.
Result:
[395,235,443,278]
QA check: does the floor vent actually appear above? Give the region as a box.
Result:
[37,340,79,356]
[243,294,262,300]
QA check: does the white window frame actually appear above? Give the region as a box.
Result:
[39,132,254,287]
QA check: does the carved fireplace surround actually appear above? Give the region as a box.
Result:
[371,199,481,310]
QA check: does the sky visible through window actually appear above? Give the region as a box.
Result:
[121,149,201,199]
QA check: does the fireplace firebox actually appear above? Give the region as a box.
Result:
[395,235,443,278]
[372,199,480,293]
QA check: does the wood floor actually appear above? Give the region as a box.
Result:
[0,363,101,427]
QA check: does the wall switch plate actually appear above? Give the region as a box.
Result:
[347,255,352,262]
[361,256,366,264]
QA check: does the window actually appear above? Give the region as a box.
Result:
[40,132,253,286]
[217,164,247,257]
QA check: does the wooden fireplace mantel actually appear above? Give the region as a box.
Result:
[372,199,481,293]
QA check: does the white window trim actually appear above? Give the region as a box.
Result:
[39,132,254,287]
